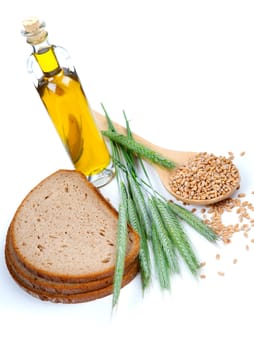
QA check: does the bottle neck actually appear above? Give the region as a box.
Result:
[31,38,61,76]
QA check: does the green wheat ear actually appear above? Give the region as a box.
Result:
[102,129,176,169]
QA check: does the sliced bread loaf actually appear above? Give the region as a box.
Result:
[5,169,140,302]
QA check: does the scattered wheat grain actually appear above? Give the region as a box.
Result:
[218,271,225,276]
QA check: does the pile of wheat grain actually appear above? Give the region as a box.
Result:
[190,151,254,278]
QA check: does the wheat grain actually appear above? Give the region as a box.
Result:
[168,152,240,202]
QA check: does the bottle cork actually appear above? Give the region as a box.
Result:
[21,17,47,44]
[22,17,41,33]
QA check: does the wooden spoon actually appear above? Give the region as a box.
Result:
[94,111,240,206]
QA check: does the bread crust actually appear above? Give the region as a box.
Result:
[7,170,140,283]
[6,235,138,295]
[6,250,139,304]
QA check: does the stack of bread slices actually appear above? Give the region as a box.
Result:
[5,170,140,303]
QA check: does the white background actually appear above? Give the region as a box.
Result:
[1,1,254,349]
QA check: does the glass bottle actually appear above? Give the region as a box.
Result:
[21,17,114,187]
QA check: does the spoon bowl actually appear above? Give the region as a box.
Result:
[94,111,240,206]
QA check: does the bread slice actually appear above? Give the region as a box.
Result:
[5,233,138,295]
[5,170,140,293]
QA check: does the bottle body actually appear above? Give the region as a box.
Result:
[23,18,113,187]
[32,49,110,176]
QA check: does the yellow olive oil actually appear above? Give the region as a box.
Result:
[35,48,110,176]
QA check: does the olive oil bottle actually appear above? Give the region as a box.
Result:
[21,17,114,187]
